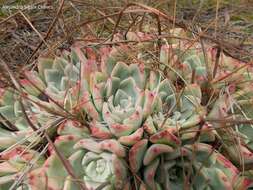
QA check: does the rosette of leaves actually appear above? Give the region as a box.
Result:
[0,88,46,150]
[0,46,93,150]
[90,61,165,145]
[159,31,209,86]
[28,120,129,190]
[129,138,251,190]
[84,45,188,145]
[143,82,211,141]
[159,30,253,171]
[0,145,45,190]
[200,53,253,169]
[20,49,85,112]
[208,86,253,169]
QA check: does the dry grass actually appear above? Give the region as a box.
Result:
[0,0,252,81]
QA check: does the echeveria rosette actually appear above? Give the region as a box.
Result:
[207,60,253,168]
[29,120,129,190]
[0,88,45,150]
[159,37,253,169]
[230,68,253,152]
[20,45,104,120]
[90,62,172,145]
[143,83,209,141]
[159,35,246,87]
[0,51,83,146]
[208,92,253,169]
[159,36,252,91]
[0,145,45,190]
[0,88,30,131]
[161,48,243,175]
[130,139,251,190]
[21,49,83,112]
[74,139,128,190]
[159,41,209,85]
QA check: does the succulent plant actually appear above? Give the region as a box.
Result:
[20,51,82,112]
[0,89,28,130]
[159,33,253,171]
[90,64,174,144]
[130,140,251,190]
[0,29,253,190]
[0,145,45,190]
[201,54,253,169]
[0,88,45,150]
[27,120,129,190]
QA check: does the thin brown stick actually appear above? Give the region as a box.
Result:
[0,12,19,25]
[0,113,19,131]
[212,47,221,78]
[18,11,55,56]
[79,33,192,47]
[24,0,65,65]
[156,14,162,57]
[212,64,249,84]
[199,32,212,81]
[205,118,253,124]
[111,2,184,42]
[95,181,111,190]
[124,15,140,40]
[191,69,196,84]
[214,0,220,38]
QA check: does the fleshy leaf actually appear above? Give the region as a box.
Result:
[143,144,174,165]
[119,128,144,146]
[99,139,126,157]
[129,139,148,172]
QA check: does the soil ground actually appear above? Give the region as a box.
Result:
[0,0,252,87]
